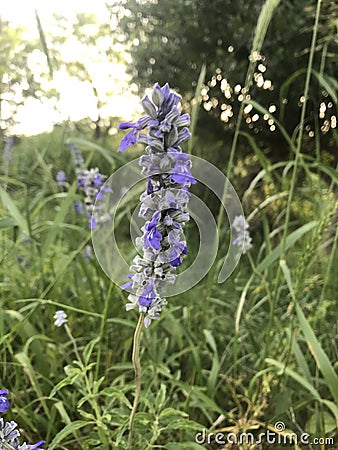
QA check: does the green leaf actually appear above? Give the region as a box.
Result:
[15,352,50,419]
[83,336,100,365]
[266,357,320,399]
[41,181,78,257]
[48,421,92,449]
[295,302,338,405]
[54,401,72,425]
[256,221,318,272]
[265,358,338,422]
[0,187,29,235]
[306,411,337,435]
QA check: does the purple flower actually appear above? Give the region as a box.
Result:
[83,244,92,263]
[118,116,151,151]
[139,280,156,307]
[144,212,162,250]
[24,441,46,449]
[0,389,10,413]
[0,393,45,449]
[56,170,67,187]
[118,83,193,326]
[171,153,196,185]
[74,201,83,213]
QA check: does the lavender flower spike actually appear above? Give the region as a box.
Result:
[232,214,252,254]
[77,168,112,229]
[118,83,195,327]
[56,170,67,187]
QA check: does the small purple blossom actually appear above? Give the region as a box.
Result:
[171,153,196,185]
[17,256,28,266]
[83,245,93,263]
[19,440,46,449]
[53,310,67,327]
[118,116,151,151]
[56,170,67,187]
[139,280,156,307]
[0,389,10,413]
[74,201,83,213]
[144,211,162,250]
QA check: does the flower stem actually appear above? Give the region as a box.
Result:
[128,313,144,449]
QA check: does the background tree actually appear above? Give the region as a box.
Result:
[110,0,337,162]
[0,18,55,139]
[45,12,132,138]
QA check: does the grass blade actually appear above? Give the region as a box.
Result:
[295,302,338,405]
[0,187,29,235]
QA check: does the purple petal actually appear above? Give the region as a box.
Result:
[122,281,133,290]
[28,441,45,449]
[118,129,138,151]
[118,121,138,130]
[0,392,10,413]
[170,256,182,267]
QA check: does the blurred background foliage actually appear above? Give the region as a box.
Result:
[109,0,337,162]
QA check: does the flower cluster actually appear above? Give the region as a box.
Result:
[232,215,252,254]
[77,168,112,229]
[56,170,67,187]
[118,83,195,327]
[0,390,45,450]
[69,144,85,174]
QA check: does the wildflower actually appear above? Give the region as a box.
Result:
[77,168,112,229]
[232,214,252,254]
[19,441,45,450]
[0,403,45,449]
[17,256,28,267]
[0,390,10,413]
[3,137,14,162]
[118,83,194,327]
[74,201,83,213]
[83,244,92,263]
[69,144,85,173]
[0,418,20,448]
[56,171,67,187]
[53,310,67,327]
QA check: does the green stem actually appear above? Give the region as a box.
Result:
[128,313,144,449]
[65,323,82,363]
[204,0,280,310]
[270,0,322,324]
[65,323,110,449]
[96,282,114,380]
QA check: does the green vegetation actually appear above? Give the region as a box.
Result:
[0,0,337,449]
